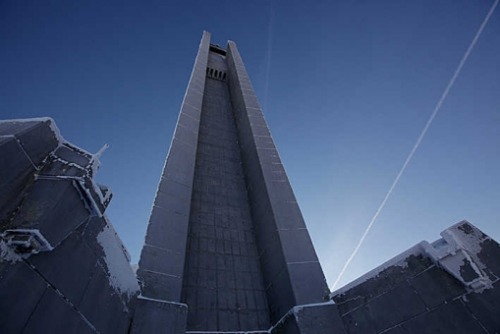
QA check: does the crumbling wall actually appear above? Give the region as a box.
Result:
[0,118,139,333]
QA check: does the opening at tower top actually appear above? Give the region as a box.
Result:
[209,44,227,55]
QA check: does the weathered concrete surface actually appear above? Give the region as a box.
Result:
[0,118,138,334]
[131,297,187,333]
[226,38,330,326]
[331,221,500,334]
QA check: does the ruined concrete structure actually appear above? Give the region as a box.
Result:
[1,32,499,333]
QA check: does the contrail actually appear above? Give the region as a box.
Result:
[331,0,499,290]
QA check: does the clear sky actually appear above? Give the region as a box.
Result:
[1,0,499,289]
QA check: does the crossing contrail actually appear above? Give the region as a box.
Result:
[332,0,499,290]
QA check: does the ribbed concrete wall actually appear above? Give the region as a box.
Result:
[181,51,270,331]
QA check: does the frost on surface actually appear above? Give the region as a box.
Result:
[0,239,23,263]
[331,243,427,298]
[96,219,139,298]
[0,229,53,263]
[423,220,495,292]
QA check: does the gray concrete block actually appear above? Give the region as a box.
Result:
[401,299,487,334]
[333,254,433,309]
[367,282,427,333]
[131,297,187,334]
[144,211,189,252]
[180,103,201,121]
[27,231,97,303]
[9,179,90,247]
[39,159,87,178]
[266,268,296,323]
[78,265,132,334]
[54,145,91,168]
[138,268,183,302]
[139,244,184,277]
[287,261,330,304]
[154,189,191,216]
[174,122,198,145]
[269,312,301,334]
[8,120,59,165]
[341,305,376,334]
[279,228,322,263]
[0,262,46,333]
[463,280,500,333]
[158,176,191,201]
[295,303,347,334]
[23,287,96,334]
[409,265,466,308]
[0,136,35,220]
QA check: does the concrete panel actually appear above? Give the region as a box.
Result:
[401,299,487,334]
[54,145,91,167]
[138,268,183,302]
[295,304,347,334]
[270,312,301,334]
[131,297,187,334]
[341,305,377,334]
[139,244,184,277]
[0,262,46,333]
[10,179,90,246]
[0,136,35,220]
[4,119,59,165]
[27,231,97,303]
[463,281,500,333]
[78,265,132,334]
[23,287,96,334]
[366,282,427,333]
[279,228,320,263]
[409,265,466,308]
[287,261,330,304]
[332,254,434,313]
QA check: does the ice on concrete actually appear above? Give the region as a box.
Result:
[96,219,139,298]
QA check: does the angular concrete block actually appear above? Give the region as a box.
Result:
[9,179,90,247]
[132,297,187,334]
[0,136,35,219]
[367,282,427,333]
[287,261,330,304]
[294,303,347,334]
[23,287,96,334]
[139,244,184,277]
[78,265,132,334]
[0,262,46,333]
[27,231,97,303]
[137,268,183,302]
[409,265,465,308]
[401,299,487,334]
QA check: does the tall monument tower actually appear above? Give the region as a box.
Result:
[135,32,330,332]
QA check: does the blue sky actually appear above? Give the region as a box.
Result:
[1,0,499,289]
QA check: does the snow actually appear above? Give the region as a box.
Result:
[331,242,426,297]
[137,294,187,307]
[96,219,139,298]
[0,239,23,263]
[0,229,54,263]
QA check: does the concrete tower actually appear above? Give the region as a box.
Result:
[135,32,330,332]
